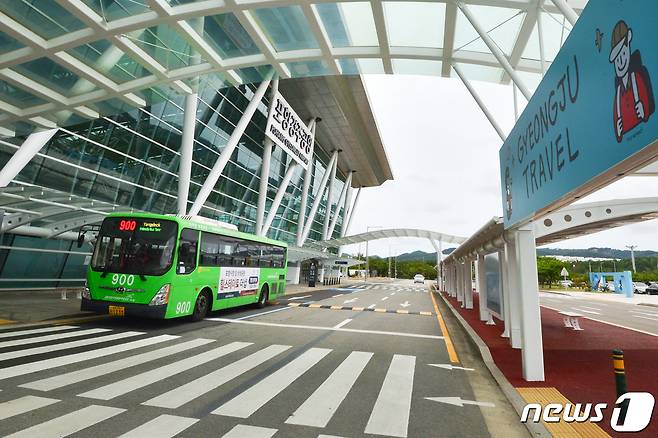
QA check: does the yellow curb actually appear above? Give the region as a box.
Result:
[374,308,386,313]
[430,291,459,363]
[309,304,322,308]
[288,303,300,307]
[330,305,343,310]
[419,311,433,316]
[0,318,17,325]
[352,307,364,311]
[397,310,409,314]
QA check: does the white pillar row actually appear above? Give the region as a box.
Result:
[504,238,523,349]
[189,69,274,216]
[296,118,318,245]
[300,150,339,245]
[515,222,545,381]
[260,162,299,236]
[322,149,339,240]
[536,4,547,77]
[287,262,301,285]
[550,0,579,26]
[177,92,197,215]
[456,262,464,304]
[458,2,532,100]
[477,253,489,322]
[327,170,352,239]
[438,240,444,291]
[464,261,473,309]
[0,128,58,187]
[499,249,511,338]
[256,77,280,235]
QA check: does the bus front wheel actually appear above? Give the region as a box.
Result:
[257,285,269,308]
[191,290,211,321]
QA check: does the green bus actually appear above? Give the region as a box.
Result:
[81,212,288,321]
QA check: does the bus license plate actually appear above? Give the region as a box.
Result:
[108,305,125,317]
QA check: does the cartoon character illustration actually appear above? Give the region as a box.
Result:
[504,166,512,220]
[609,20,654,142]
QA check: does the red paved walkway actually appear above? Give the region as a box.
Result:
[442,291,658,437]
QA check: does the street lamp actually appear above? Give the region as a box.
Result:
[365,225,382,281]
[626,245,637,272]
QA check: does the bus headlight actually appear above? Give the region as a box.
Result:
[150,284,170,306]
[82,281,91,299]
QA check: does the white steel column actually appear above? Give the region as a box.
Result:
[296,118,318,245]
[189,70,274,216]
[550,0,578,26]
[499,249,511,338]
[0,128,58,187]
[177,92,197,214]
[464,261,473,309]
[456,262,464,304]
[477,253,489,321]
[515,223,545,381]
[505,238,523,349]
[256,77,279,235]
[438,240,444,291]
[536,5,547,77]
[452,63,507,142]
[458,2,532,100]
[322,150,338,239]
[327,171,352,239]
[343,185,360,237]
[260,162,299,237]
[301,150,339,244]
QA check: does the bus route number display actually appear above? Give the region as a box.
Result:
[218,267,260,299]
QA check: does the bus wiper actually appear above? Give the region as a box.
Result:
[139,275,147,281]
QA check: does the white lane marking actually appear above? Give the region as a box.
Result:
[333,319,353,329]
[221,425,277,438]
[213,348,331,418]
[286,351,373,428]
[334,294,344,297]
[390,292,396,296]
[425,396,495,408]
[365,354,416,438]
[206,318,443,340]
[428,364,474,371]
[578,306,602,311]
[5,405,125,438]
[0,328,111,349]
[21,338,213,391]
[571,308,601,315]
[236,306,292,320]
[0,396,60,420]
[541,304,658,337]
[78,342,251,400]
[143,345,291,409]
[400,301,410,308]
[630,310,658,317]
[367,304,376,309]
[318,435,347,438]
[343,298,358,304]
[634,315,658,322]
[381,297,389,301]
[287,295,311,300]
[117,414,198,438]
[0,325,78,339]
[0,334,177,381]
[0,331,143,362]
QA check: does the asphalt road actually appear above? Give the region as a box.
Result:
[540,291,658,336]
[0,280,526,438]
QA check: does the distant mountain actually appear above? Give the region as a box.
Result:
[371,248,457,262]
[537,247,658,259]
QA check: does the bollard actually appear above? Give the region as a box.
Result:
[60,289,67,300]
[612,349,629,424]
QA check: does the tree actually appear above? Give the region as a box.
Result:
[536,257,568,287]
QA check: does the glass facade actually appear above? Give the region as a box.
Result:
[0,81,348,289]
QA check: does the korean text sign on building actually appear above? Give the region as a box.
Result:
[265,91,313,170]
[500,0,658,229]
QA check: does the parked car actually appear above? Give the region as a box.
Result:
[633,282,648,294]
[607,282,616,292]
[413,274,425,284]
[559,280,573,288]
[646,282,658,295]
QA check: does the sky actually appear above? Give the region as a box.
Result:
[343,74,658,258]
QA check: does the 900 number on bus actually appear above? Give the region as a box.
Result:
[111,274,135,286]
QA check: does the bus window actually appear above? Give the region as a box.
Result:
[200,232,220,266]
[177,229,198,274]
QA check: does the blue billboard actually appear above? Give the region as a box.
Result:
[500,0,658,228]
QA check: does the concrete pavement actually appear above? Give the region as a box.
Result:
[0,279,527,437]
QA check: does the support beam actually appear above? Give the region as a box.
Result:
[464,261,473,309]
[188,69,274,216]
[477,253,489,321]
[515,222,545,381]
[177,92,197,214]
[260,162,299,237]
[0,128,58,187]
[300,150,339,245]
[550,0,579,27]
[256,77,279,235]
[296,118,318,245]
[536,5,546,77]
[505,238,523,349]
[327,170,352,239]
[499,249,511,338]
[458,2,532,100]
[322,150,339,240]
[343,186,361,238]
[452,63,507,142]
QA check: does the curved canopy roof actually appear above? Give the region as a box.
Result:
[0,0,586,136]
[312,227,468,248]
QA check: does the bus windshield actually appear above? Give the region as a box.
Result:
[91,217,178,276]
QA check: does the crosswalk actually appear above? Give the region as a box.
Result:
[346,284,427,293]
[0,324,425,437]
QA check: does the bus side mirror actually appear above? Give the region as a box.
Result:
[77,234,85,248]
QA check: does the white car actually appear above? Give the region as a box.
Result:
[413,274,425,284]
[633,282,648,294]
[559,280,573,288]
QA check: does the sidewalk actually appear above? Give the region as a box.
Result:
[441,291,658,438]
[541,289,658,307]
